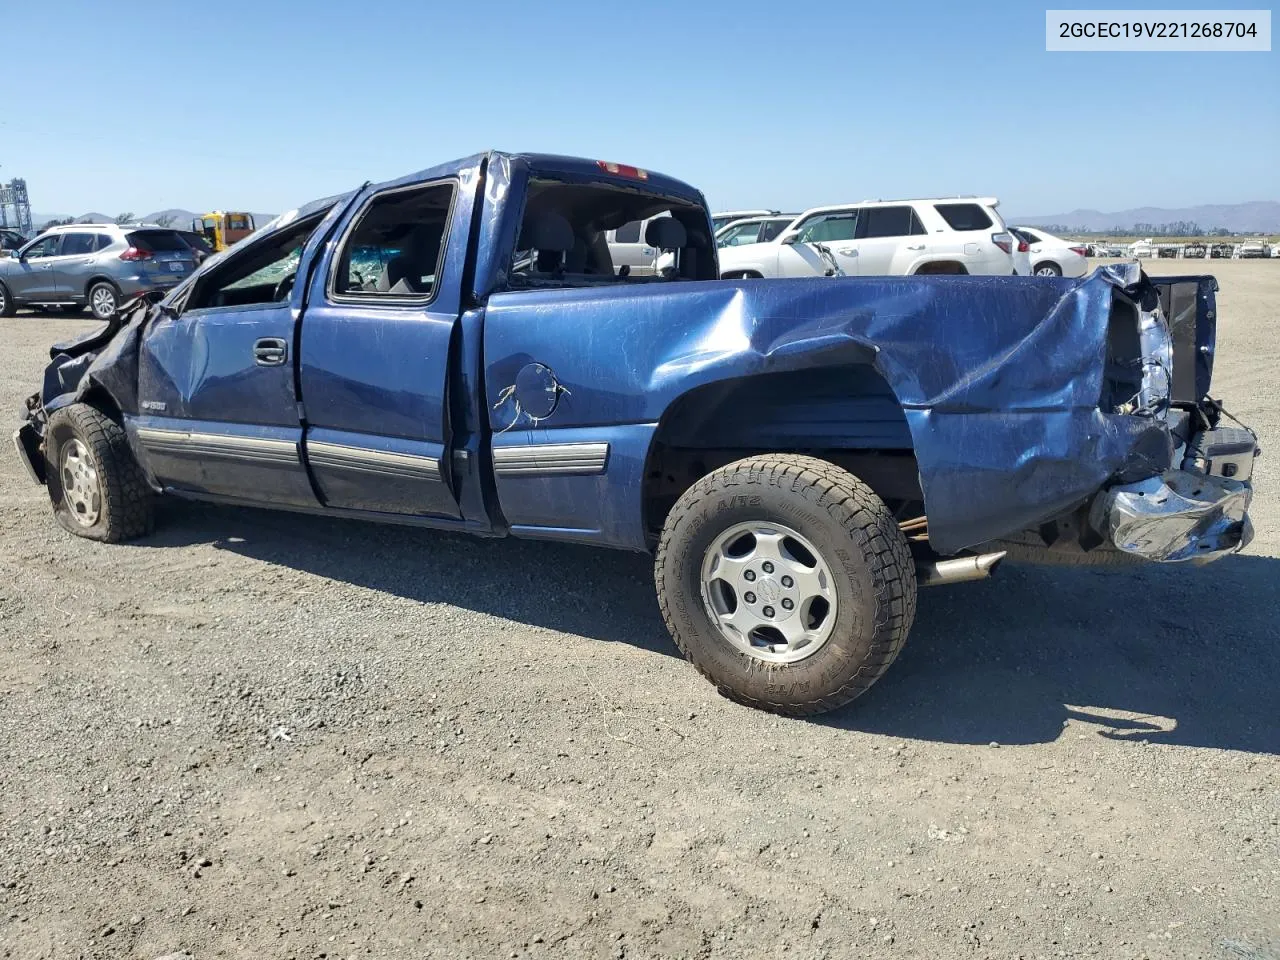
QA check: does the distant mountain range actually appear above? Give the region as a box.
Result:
[30,209,276,230]
[30,200,1278,235]
[1012,201,1280,234]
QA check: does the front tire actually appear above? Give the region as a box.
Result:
[656,454,917,716]
[87,281,120,320]
[1034,262,1062,276]
[45,403,154,542]
[0,281,14,317]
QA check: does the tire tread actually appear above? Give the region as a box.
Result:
[46,403,154,542]
[655,454,916,716]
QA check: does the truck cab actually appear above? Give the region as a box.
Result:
[15,151,1258,718]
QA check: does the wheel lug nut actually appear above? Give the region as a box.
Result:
[744,592,756,604]
[762,605,775,618]
[781,576,793,588]
[782,598,794,611]
[762,561,774,574]
[743,570,756,582]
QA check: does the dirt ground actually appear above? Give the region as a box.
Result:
[1,261,1276,960]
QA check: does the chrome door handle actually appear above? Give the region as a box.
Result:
[906,244,926,250]
[253,338,288,366]
[836,248,858,255]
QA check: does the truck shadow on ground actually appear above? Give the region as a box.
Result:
[142,501,1280,756]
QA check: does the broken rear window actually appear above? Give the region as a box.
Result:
[508,179,716,288]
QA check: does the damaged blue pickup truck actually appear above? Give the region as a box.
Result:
[13,152,1259,715]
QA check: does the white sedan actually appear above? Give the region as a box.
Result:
[1011,226,1090,277]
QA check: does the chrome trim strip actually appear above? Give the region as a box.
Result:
[493,442,610,477]
[135,427,298,465]
[307,440,441,482]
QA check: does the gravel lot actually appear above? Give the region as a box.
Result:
[1,262,1277,960]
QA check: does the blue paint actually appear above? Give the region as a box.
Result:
[29,152,1228,559]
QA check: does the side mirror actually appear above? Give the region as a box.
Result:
[8,249,21,260]
[780,233,802,245]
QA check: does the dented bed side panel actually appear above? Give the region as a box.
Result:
[483,265,1190,554]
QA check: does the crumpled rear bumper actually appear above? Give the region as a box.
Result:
[1090,469,1253,563]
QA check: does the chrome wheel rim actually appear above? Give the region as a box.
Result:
[91,287,116,318]
[700,521,838,664]
[1034,265,1058,276]
[59,438,101,527]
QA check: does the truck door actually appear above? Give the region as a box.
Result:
[297,174,476,518]
[10,234,63,299]
[133,206,337,507]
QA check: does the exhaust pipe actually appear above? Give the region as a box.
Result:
[916,550,1006,587]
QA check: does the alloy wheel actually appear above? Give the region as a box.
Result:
[59,438,102,527]
[700,521,838,664]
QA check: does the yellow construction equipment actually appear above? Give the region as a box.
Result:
[191,211,256,252]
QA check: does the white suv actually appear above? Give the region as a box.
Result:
[717,198,1015,279]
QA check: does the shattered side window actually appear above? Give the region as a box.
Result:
[332,181,455,299]
[185,212,326,310]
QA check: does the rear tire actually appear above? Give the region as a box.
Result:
[45,403,154,542]
[87,281,120,320]
[656,454,917,716]
[1033,262,1062,276]
[0,282,14,317]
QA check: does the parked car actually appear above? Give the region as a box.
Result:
[0,223,198,320]
[711,209,777,232]
[1128,239,1155,258]
[13,151,1258,718]
[0,227,26,252]
[718,197,1016,278]
[655,215,799,275]
[1210,243,1235,259]
[1237,240,1270,259]
[1183,243,1208,259]
[1010,227,1089,277]
[717,215,796,248]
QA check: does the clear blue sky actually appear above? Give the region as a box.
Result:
[2,0,1276,218]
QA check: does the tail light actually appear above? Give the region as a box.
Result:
[1070,245,1088,257]
[992,231,1014,255]
[119,246,152,261]
[1017,239,1030,253]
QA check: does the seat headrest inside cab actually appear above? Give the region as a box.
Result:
[645,217,687,251]
[522,213,575,253]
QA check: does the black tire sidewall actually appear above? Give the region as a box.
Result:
[0,282,13,317]
[88,282,119,320]
[1035,262,1062,276]
[663,471,896,709]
